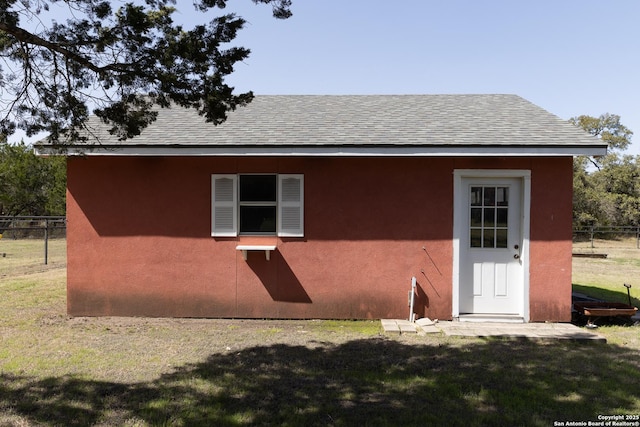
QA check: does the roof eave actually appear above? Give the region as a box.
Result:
[35,144,608,157]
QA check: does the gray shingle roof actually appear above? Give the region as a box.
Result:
[38,94,607,155]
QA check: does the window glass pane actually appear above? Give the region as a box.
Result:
[496,208,508,227]
[470,187,482,206]
[496,229,508,248]
[469,185,511,250]
[483,208,495,227]
[470,229,482,248]
[470,208,482,227]
[240,175,276,202]
[483,229,495,248]
[240,206,276,233]
[484,187,496,206]
[497,187,509,206]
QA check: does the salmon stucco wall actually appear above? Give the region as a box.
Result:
[66,156,573,321]
[528,157,574,322]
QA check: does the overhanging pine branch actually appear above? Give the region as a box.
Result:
[0,22,133,75]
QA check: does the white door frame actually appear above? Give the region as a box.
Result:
[452,169,531,321]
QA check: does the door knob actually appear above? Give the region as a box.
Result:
[513,254,520,259]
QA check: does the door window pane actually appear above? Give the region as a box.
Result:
[483,208,495,227]
[471,187,483,206]
[470,208,482,227]
[483,187,496,206]
[470,229,482,248]
[469,185,510,249]
[496,229,508,248]
[496,208,508,227]
[483,229,495,248]
[497,187,509,206]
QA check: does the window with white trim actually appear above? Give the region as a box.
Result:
[212,174,304,237]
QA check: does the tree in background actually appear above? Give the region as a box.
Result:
[570,114,633,168]
[0,141,66,216]
[588,153,640,226]
[570,114,639,228]
[0,0,291,146]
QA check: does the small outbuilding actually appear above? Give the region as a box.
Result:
[37,95,606,322]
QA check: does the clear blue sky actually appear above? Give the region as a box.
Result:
[185,0,639,154]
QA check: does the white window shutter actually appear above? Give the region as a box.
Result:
[278,174,304,237]
[211,175,237,237]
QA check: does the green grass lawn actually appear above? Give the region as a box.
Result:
[573,238,640,307]
[0,238,639,426]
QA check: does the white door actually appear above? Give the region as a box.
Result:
[459,178,523,315]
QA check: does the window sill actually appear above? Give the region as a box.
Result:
[236,245,277,261]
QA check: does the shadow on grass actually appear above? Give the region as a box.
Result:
[574,283,640,308]
[1,338,639,426]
